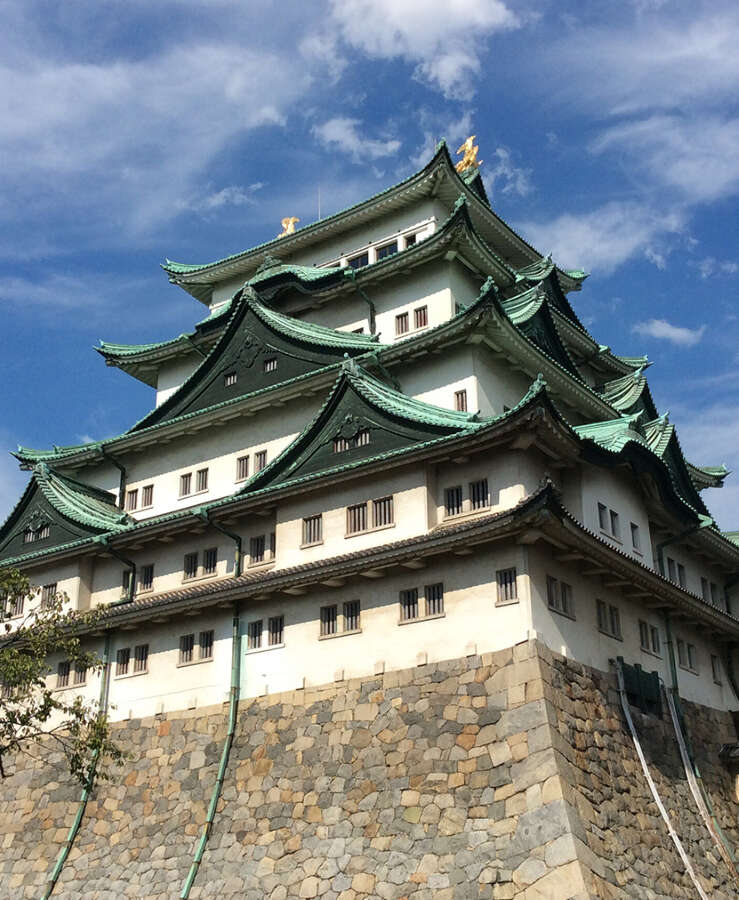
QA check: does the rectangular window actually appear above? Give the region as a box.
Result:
[320,605,337,636]
[711,582,720,606]
[139,564,154,592]
[268,616,284,646]
[712,654,722,684]
[343,600,360,632]
[424,583,444,617]
[404,232,417,247]
[347,502,368,535]
[121,569,132,598]
[677,563,686,589]
[255,450,267,472]
[263,357,277,373]
[73,665,87,686]
[701,577,710,602]
[372,496,394,528]
[302,514,323,546]
[40,583,57,608]
[116,648,130,676]
[250,535,266,564]
[560,582,574,617]
[598,502,608,532]
[497,567,518,604]
[597,600,621,638]
[414,306,428,329]
[677,638,687,667]
[141,484,154,508]
[180,472,192,497]
[399,588,419,622]
[667,557,677,583]
[179,634,195,664]
[38,523,50,539]
[348,252,368,269]
[650,625,660,655]
[125,488,138,511]
[454,389,468,412]
[609,510,620,540]
[184,552,198,580]
[395,312,409,335]
[224,371,237,387]
[203,547,218,576]
[196,468,209,492]
[609,605,621,639]
[470,478,489,510]
[639,620,650,651]
[199,630,214,660]
[687,643,697,671]
[247,620,262,650]
[236,455,250,481]
[445,486,463,517]
[134,644,148,673]
[377,240,398,260]
[630,522,641,551]
[57,661,70,688]
[8,594,23,617]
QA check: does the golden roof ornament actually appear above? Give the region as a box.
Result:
[278,217,300,238]
[455,136,482,173]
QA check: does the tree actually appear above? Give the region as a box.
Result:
[0,567,124,786]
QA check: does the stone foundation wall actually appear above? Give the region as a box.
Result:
[0,642,737,899]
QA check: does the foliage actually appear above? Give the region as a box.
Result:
[0,567,125,786]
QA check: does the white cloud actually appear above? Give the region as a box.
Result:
[312,117,401,162]
[698,257,739,279]
[632,318,706,347]
[483,147,532,198]
[179,183,264,213]
[327,0,519,98]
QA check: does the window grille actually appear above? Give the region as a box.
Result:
[23,528,33,543]
[203,547,218,575]
[347,503,367,535]
[250,535,266,563]
[630,522,640,550]
[712,654,722,684]
[609,510,620,540]
[400,588,419,622]
[142,484,154,507]
[348,252,368,269]
[179,634,195,664]
[125,489,138,511]
[454,389,467,412]
[255,450,267,472]
[73,666,87,685]
[424,583,444,617]
[140,564,154,592]
[373,496,394,527]
[560,583,573,617]
[333,429,370,453]
[470,478,489,510]
[38,523,50,539]
[196,468,209,492]
[302,515,323,545]
[497,568,518,604]
[320,605,337,636]
[199,631,214,660]
[236,455,249,481]
[377,240,398,260]
[677,563,686,588]
[40,583,57,608]
[395,312,409,335]
[247,620,262,650]
[414,306,428,329]
[268,616,284,646]
[598,502,608,531]
[224,371,237,386]
[264,357,277,373]
[57,661,70,688]
[597,600,621,638]
[343,600,360,632]
[687,643,697,670]
[8,593,23,617]
[445,486,463,517]
[134,644,148,673]
[121,569,132,597]
[180,473,192,496]
[116,648,130,676]
[639,620,649,651]
[184,552,198,580]
[677,638,687,667]
[650,626,660,655]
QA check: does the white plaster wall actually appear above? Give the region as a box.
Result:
[398,348,479,415]
[473,346,532,418]
[155,356,201,407]
[12,559,86,618]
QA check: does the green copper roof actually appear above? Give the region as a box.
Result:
[596,368,657,417]
[97,335,193,359]
[247,255,346,289]
[574,413,647,453]
[724,531,739,547]
[32,464,130,531]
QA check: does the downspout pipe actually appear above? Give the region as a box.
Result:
[345,269,376,335]
[95,536,136,603]
[42,633,112,899]
[196,509,242,578]
[101,448,126,510]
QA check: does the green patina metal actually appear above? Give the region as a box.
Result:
[597,368,656,418]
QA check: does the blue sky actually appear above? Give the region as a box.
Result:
[1,0,738,527]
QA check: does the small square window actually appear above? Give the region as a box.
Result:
[196,468,209,492]
[343,600,360,632]
[184,552,198,580]
[454,389,468,412]
[302,514,323,546]
[395,312,409,335]
[57,661,70,688]
[414,306,428,329]
[268,616,284,646]
[320,605,337,636]
[424,583,444,617]
[140,564,154,592]
[224,371,237,387]
[125,489,138,511]
[263,357,277,373]
[116,648,130,676]
[134,644,148,673]
[399,588,419,622]
[247,620,262,650]
[377,240,398,260]
[404,232,417,247]
[348,252,368,269]
[180,473,192,497]
[179,633,195,664]
[497,568,518,604]
[255,450,267,472]
[470,478,489,511]
[236,455,249,481]
[203,547,218,575]
[199,630,214,660]
[445,486,463,517]
[347,502,368,535]
[40,583,57,608]
[372,496,394,528]
[142,484,154,508]
[630,522,640,551]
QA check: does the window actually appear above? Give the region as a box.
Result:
[711,582,720,607]
[268,616,284,646]
[597,599,621,639]
[454,389,468,412]
[142,484,154,508]
[236,455,250,481]
[677,638,687,667]
[343,600,360,632]
[547,576,573,617]
[667,557,677,583]
[134,644,148,673]
[179,633,195,664]
[23,528,33,543]
[609,510,620,540]
[125,489,138,511]
[180,472,192,497]
[196,468,209,493]
[470,478,489,511]
[630,522,641,551]
[40,583,57,608]
[598,503,621,539]
[373,496,394,528]
[320,605,337,636]
[333,429,370,453]
[395,312,409,335]
[598,503,608,532]
[497,568,518,605]
[203,547,218,576]
[405,232,417,247]
[140,564,154,592]
[424,583,444,617]
[184,552,199,580]
[650,625,660,655]
[23,522,50,543]
[677,563,686,589]
[348,252,368,269]
[414,306,428,329]
[247,620,262,650]
[701,577,710,602]
[687,643,697,671]
[38,523,50,539]
[400,588,419,622]
[445,486,463,517]
[639,620,649,651]
[347,503,368,535]
[255,450,267,472]
[224,371,237,387]
[377,240,398,260]
[263,357,277,373]
[199,630,214,660]
[57,661,70,688]
[7,593,23,618]
[249,535,266,564]
[639,622,660,655]
[116,648,130,676]
[712,654,722,684]
[302,514,323,546]
[122,569,132,598]
[73,665,87,686]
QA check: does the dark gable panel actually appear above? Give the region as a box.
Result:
[0,487,94,562]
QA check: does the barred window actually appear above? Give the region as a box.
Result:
[40,583,57,608]
[597,599,621,639]
[236,455,249,481]
[247,620,262,650]
[497,568,518,604]
[454,389,467,412]
[639,620,650,651]
[395,312,409,335]
[347,503,367,535]
[224,371,237,386]
[134,644,148,673]
[320,605,337,636]
[343,600,360,632]
[125,488,138,511]
[116,647,130,676]
[73,665,87,685]
[203,547,218,575]
[470,479,489,511]
[302,514,323,546]
[677,563,686,589]
[179,633,195,664]
[712,654,722,684]
[687,643,697,671]
[263,357,277,373]
[180,472,192,496]
[414,306,428,329]
[400,588,419,622]
[348,252,368,269]
[196,468,209,492]
[268,616,284,646]
[184,552,198,580]
[199,630,214,660]
[630,522,640,551]
[23,528,33,543]
[650,626,660,655]
[373,496,394,527]
[255,450,267,472]
[122,569,132,598]
[333,429,370,453]
[667,557,677,582]
[57,661,70,688]
[142,484,154,507]
[609,510,620,540]
[377,240,398,260]
[8,593,24,618]
[140,564,154,592]
[424,583,444,617]
[38,523,50,539]
[560,582,573,617]
[711,582,720,606]
[445,486,463,517]
[677,638,687,667]
[250,535,266,563]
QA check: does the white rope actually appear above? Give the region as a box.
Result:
[615,661,710,900]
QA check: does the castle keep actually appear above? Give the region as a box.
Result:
[1,140,738,898]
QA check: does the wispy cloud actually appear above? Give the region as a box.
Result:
[312,118,401,162]
[697,257,739,279]
[179,183,264,214]
[483,147,532,198]
[632,318,706,346]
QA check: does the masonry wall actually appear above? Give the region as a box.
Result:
[1,642,737,899]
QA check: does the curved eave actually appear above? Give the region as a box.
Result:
[688,463,730,491]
